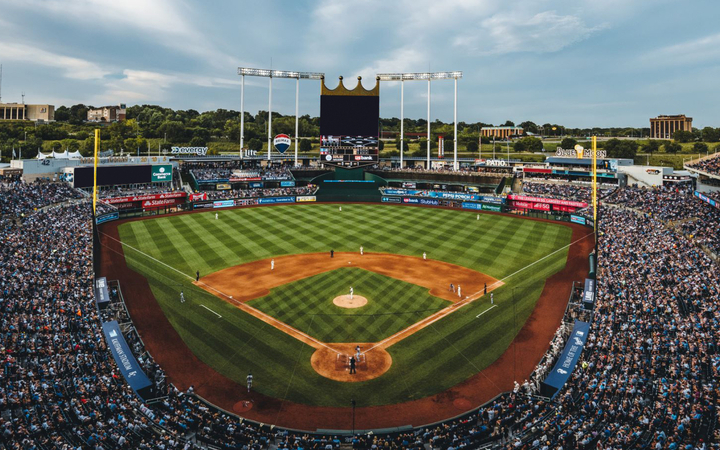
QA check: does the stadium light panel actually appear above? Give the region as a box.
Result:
[377,71,462,81]
[237,67,324,79]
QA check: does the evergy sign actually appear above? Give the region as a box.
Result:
[171,146,208,156]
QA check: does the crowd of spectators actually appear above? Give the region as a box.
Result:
[205,185,317,200]
[0,176,82,217]
[1,178,719,449]
[93,183,183,200]
[688,153,720,176]
[183,162,293,181]
[521,181,616,203]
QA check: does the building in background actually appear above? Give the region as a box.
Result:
[87,104,126,122]
[0,103,54,121]
[650,114,692,139]
[481,126,524,140]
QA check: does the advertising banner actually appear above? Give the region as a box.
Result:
[582,278,595,310]
[273,134,291,154]
[151,165,173,182]
[142,198,183,209]
[102,321,153,398]
[296,196,317,202]
[248,182,263,188]
[171,146,208,156]
[540,320,590,399]
[280,181,296,187]
[482,204,502,212]
[104,192,186,204]
[462,202,482,210]
[213,200,235,208]
[235,199,258,206]
[189,192,208,202]
[229,176,261,182]
[570,215,587,225]
[402,182,417,188]
[258,196,295,204]
[216,184,232,190]
[508,194,587,208]
[382,197,401,203]
[194,202,214,209]
[95,277,110,308]
[419,198,440,206]
[95,212,119,224]
[694,191,719,209]
[513,200,551,211]
[403,197,420,204]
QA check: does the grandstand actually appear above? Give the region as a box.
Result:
[0,159,718,449]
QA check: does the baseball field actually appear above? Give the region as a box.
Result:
[104,203,591,427]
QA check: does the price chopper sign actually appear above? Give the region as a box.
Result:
[273,134,291,154]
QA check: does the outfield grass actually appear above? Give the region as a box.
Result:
[249,268,450,343]
[117,204,573,407]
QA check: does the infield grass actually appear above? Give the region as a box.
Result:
[116,203,574,407]
[248,268,450,343]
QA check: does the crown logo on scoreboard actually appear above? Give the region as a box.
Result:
[273,134,291,154]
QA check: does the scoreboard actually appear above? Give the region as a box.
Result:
[320,135,378,164]
[319,76,380,165]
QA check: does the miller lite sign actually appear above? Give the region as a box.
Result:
[273,134,291,154]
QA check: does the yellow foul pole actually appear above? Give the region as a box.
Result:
[592,135,597,240]
[93,129,99,215]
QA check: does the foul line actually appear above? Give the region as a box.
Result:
[363,232,594,354]
[476,304,497,318]
[200,304,222,318]
[99,231,342,355]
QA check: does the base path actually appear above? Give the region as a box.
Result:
[98,208,594,432]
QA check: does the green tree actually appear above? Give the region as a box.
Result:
[560,137,577,149]
[673,130,693,143]
[642,140,661,154]
[702,127,719,142]
[378,140,385,151]
[519,121,538,134]
[189,136,206,147]
[54,106,71,122]
[248,138,263,150]
[693,142,709,153]
[395,139,409,151]
[514,136,543,152]
[664,141,681,154]
[466,141,479,153]
[299,139,312,152]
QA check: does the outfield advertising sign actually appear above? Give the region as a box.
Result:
[258,196,295,204]
[383,189,504,204]
[95,211,119,224]
[151,165,173,182]
[462,202,502,212]
[570,215,586,225]
[213,200,235,208]
[382,197,401,203]
[280,181,296,187]
[296,196,317,202]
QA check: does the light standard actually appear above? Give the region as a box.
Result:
[351,399,356,436]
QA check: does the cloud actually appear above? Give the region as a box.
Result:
[456,10,604,55]
[642,32,720,66]
[0,41,109,80]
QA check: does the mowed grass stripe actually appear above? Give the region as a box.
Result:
[117,204,576,407]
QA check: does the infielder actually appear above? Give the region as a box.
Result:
[246,373,253,392]
[349,287,354,300]
[360,246,363,255]
[457,285,462,298]
[180,289,185,303]
[423,252,427,260]
[271,259,275,270]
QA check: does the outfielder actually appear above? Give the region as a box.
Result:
[180,289,185,303]
[491,293,494,305]
[215,212,219,220]
[246,373,253,392]
[339,206,342,212]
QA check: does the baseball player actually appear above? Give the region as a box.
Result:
[450,283,454,292]
[355,345,361,361]
[349,287,354,300]
[215,212,219,220]
[180,289,185,303]
[196,270,200,282]
[360,246,363,256]
[491,293,494,305]
[271,259,275,270]
[423,252,427,260]
[477,214,480,220]
[246,373,253,392]
[339,206,342,212]
[457,285,461,298]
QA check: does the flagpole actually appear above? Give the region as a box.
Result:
[93,129,99,215]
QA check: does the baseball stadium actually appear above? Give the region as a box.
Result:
[1,61,719,450]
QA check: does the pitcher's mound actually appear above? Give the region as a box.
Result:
[333,295,367,309]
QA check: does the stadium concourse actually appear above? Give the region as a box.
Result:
[0,172,718,449]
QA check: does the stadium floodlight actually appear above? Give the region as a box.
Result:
[238,67,325,164]
[377,71,462,169]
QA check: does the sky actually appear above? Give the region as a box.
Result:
[0,0,718,128]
